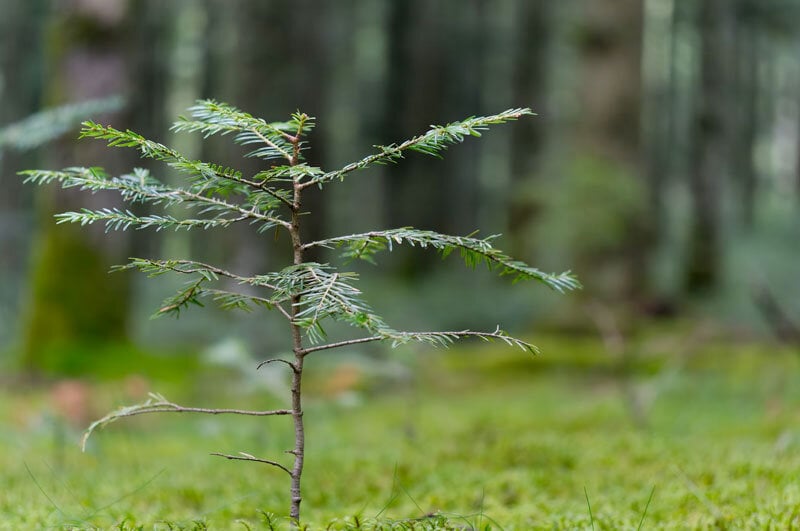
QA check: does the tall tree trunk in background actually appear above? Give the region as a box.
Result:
[507,0,551,258]
[733,0,759,228]
[20,0,133,372]
[204,0,332,271]
[203,0,281,274]
[161,0,208,261]
[474,0,515,234]
[441,0,482,236]
[0,0,47,207]
[280,0,330,256]
[642,0,676,255]
[381,0,450,277]
[104,0,185,271]
[575,0,646,301]
[0,0,48,349]
[685,0,732,292]
[795,32,800,206]
[320,1,385,241]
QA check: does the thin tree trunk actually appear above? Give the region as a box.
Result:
[288,126,307,524]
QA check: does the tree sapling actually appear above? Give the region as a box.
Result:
[22,100,580,524]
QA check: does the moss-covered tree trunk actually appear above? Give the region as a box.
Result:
[20,0,134,373]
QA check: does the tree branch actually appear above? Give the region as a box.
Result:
[257,358,298,371]
[81,393,292,451]
[97,404,292,418]
[211,452,292,476]
[126,258,281,291]
[177,187,291,229]
[217,170,295,210]
[298,108,533,190]
[300,327,538,355]
[201,287,291,319]
[301,228,580,292]
[248,127,294,161]
[300,336,384,355]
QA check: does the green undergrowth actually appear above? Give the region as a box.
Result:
[1,335,800,529]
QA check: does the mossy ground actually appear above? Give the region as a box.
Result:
[2,334,800,529]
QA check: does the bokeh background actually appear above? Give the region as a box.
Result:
[3,0,800,373]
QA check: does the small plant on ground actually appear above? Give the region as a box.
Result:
[22,100,579,524]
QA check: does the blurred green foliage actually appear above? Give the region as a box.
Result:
[20,223,130,372]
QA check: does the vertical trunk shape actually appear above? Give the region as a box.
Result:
[734,7,758,228]
[508,0,551,258]
[285,0,329,255]
[287,128,306,524]
[795,34,800,206]
[685,0,732,292]
[381,0,449,277]
[21,0,133,372]
[442,0,482,236]
[0,0,48,349]
[0,0,48,204]
[642,0,676,253]
[382,0,413,235]
[575,0,646,301]
[163,0,208,260]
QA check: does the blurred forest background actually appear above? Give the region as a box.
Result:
[2,0,800,375]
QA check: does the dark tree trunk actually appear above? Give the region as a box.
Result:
[507,1,551,258]
[685,0,733,292]
[381,0,450,277]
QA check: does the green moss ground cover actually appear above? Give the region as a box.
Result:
[1,336,800,529]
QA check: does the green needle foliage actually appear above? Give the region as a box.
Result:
[21,100,579,525]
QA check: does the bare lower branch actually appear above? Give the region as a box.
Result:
[107,405,293,417]
[81,393,291,451]
[257,358,297,371]
[211,452,292,476]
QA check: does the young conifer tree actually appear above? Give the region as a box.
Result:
[21,101,579,524]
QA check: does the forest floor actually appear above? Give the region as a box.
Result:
[1,332,800,529]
